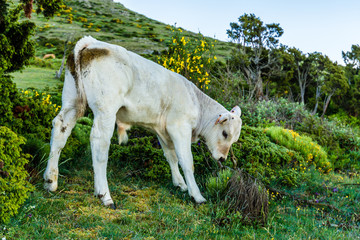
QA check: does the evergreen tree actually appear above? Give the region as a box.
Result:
[0,0,62,129]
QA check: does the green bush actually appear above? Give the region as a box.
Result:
[240,98,310,128]
[234,125,305,186]
[0,76,18,126]
[297,114,360,170]
[0,79,58,142]
[265,126,331,173]
[29,57,53,68]
[223,98,360,171]
[108,127,216,182]
[109,133,169,181]
[0,126,34,223]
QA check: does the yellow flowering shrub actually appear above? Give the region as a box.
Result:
[10,89,60,140]
[21,90,60,113]
[158,27,216,90]
[265,126,331,173]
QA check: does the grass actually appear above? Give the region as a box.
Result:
[11,66,62,90]
[1,163,359,239]
[20,0,236,59]
[3,1,359,239]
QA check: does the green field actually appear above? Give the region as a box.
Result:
[11,66,62,90]
[3,167,359,239]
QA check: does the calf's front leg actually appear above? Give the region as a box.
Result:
[167,124,206,204]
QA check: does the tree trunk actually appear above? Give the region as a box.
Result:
[312,101,319,116]
[254,76,264,100]
[55,39,69,79]
[321,92,334,118]
[298,70,306,105]
[312,85,321,115]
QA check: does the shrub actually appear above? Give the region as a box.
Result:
[158,27,216,90]
[240,98,310,128]
[297,114,360,170]
[0,79,59,142]
[108,127,216,182]
[234,125,305,186]
[0,76,18,126]
[265,126,331,173]
[227,98,360,171]
[13,89,59,141]
[108,129,169,181]
[29,57,53,68]
[0,126,34,223]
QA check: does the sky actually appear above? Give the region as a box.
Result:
[114,0,360,65]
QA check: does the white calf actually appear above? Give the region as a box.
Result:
[44,36,242,207]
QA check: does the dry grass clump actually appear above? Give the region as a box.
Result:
[225,169,269,225]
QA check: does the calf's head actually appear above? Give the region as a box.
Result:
[205,106,242,162]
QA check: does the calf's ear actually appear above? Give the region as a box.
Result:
[230,106,241,117]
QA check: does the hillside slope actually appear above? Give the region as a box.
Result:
[30,0,235,59]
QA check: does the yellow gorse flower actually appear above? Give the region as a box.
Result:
[158,27,216,90]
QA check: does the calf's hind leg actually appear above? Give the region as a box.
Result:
[44,107,77,192]
[90,112,117,208]
[44,71,78,192]
[157,136,187,192]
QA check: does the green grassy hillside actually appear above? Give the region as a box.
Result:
[13,0,236,90]
[30,0,235,58]
[2,1,359,239]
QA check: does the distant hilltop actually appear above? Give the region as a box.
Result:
[78,0,117,8]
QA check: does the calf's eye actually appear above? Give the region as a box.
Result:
[222,130,228,139]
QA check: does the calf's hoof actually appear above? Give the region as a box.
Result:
[108,203,116,210]
[193,195,207,204]
[44,179,58,192]
[178,184,188,192]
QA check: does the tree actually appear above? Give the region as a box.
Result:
[286,48,320,105]
[310,53,330,115]
[342,44,360,70]
[0,0,63,75]
[0,0,62,223]
[320,62,349,117]
[0,0,62,127]
[227,13,283,99]
[340,44,360,117]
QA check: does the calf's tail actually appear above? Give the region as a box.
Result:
[71,36,98,118]
[74,36,97,118]
[67,36,111,117]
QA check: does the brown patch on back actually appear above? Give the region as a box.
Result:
[80,48,110,70]
[67,53,76,79]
